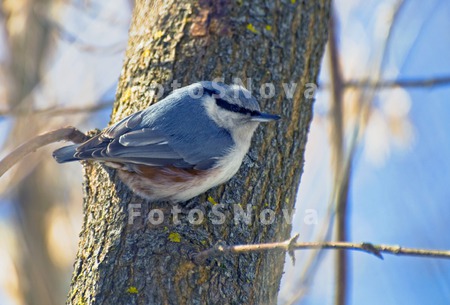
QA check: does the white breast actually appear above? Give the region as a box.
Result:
[116,145,250,203]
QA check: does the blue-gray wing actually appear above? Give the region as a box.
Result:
[72,91,234,170]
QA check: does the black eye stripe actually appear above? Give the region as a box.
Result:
[203,87,260,116]
[215,98,260,116]
[203,88,220,96]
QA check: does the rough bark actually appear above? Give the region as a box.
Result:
[67,0,330,304]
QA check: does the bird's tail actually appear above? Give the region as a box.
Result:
[53,145,80,163]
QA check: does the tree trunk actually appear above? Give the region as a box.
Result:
[67,0,330,304]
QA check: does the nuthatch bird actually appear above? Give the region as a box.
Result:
[53,81,280,202]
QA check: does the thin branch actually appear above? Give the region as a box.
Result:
[0,100,113,117]
[317,76,450,91]
[327,1,407,304]
[0,127,89,177]
[193,237,450,265]
[344,76,450,89]
[328,9,349,305]
[287,2,411,304]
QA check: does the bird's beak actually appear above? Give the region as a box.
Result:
[250,112,281,122]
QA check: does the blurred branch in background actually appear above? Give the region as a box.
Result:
[3,73,448,121]
[0,0,131,304]
[327,8,350,305]
[327,1,407,305]
[343,76,450,89]
[0,99,113,117]
[285,1,412,304]
[318,75,450,90]
[2,0,62,304]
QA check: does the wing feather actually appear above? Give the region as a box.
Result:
[118,128,167,146]
[71,83,235,170]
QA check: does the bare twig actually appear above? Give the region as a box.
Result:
[0,127,89,177]
[193,237,450,265]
